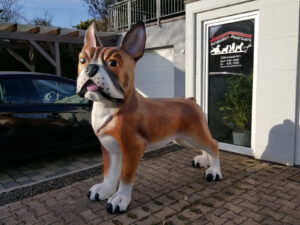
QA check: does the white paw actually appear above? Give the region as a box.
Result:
[106,190,131,214]
[87,182,116,201]
[192,154,210,168]
[205,166,222,182]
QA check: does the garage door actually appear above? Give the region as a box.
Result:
[134,48,174,98]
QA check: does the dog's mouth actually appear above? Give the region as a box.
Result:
[77,80,95,97]
[86,82,99,92]
[77,80,124,103]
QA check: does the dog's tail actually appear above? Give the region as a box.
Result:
[187,97,196,102]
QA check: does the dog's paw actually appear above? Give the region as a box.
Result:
[106,190,131,214]
[205,167,222,182]
[192,154,210,168]
[87,183,116,201]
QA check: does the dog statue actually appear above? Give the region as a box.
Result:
[76,22,222,214]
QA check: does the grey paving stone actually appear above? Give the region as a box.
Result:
[85,160,99,165]
[0,176,14,183]
[36,169,54,176]
[24,171,40,178]
[30,175,46,182]
[0,148,300,225]
[45,173,58,179]
[15,176,31,183]
[73,162,90,169]
[18,179,33,185]
[0,184,5,192]
[55,169,70,175]
[2,181,19,189]
[8,173,24,179]
[63,165,81,171]
[20,168,35,175]
[28,163,43,170]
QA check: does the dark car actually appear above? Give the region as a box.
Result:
[0,72,98,161]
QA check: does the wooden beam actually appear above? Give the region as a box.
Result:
[0,24,17,32]
[65,31,79,37]
[0,30,119,45]
[17,25,40,33]
[46,28,60,35]
[29,39,56,67]
[46,42,55,58]
[0,30,83,44]
[6,48,34,72]
[0,41,30,49]
[27,27,40,33]
[55,41,61,76]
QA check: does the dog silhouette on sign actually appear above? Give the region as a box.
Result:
[210,44,221,55]
[235,42,244,52]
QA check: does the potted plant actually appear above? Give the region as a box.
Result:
[219,73,252,147]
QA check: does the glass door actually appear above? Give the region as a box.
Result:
[203,12,258,154]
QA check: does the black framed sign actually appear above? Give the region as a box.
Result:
[208,19,255,76]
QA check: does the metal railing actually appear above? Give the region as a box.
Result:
[108,0,185,31]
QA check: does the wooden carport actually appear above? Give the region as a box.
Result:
[0,23,118,76]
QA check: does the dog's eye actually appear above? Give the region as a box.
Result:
[80,58,86,64]
[108,60,118,67]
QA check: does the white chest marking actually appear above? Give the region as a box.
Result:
[91,101,118,133]
[92,101,121,155]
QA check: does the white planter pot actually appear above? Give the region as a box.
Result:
[232,131,251,147]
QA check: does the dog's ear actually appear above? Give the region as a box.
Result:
[121,22,146,61]
[84,22,103,48]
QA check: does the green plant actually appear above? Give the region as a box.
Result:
[219,73,253,132]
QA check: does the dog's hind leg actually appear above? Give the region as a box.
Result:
[88,145,121,201]
[181,131,222,182]
[192,137,222,182]
[202,139,222,182]
[192,151,210,168]
[174,138,210,168]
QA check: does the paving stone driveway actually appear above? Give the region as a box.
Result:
[1,148,300,225]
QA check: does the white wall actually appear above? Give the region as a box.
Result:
[186,0,300,165]
[135,48,174,98]
[117,19,186,98]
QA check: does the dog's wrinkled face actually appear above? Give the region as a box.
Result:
[76,22,146,102]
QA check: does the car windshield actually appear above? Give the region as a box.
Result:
[0,79,28,104]
[55,94,87,104]
[32,79,87,104]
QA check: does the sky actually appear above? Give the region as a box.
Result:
[22,0,91,28]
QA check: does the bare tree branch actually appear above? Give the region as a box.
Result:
[30,10,54,26]
[0,0,24,23]
[82,0,117,19]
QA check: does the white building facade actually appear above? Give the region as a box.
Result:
[185,0,300,165]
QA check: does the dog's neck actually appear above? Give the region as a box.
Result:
[91,86,139,135]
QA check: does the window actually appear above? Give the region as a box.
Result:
[32,79,86,104]
[0,79,28,104]
[203,13,258,149]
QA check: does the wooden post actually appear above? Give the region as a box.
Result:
[55,41,61,76]
[29,39,56,67]
[6,49,34,72]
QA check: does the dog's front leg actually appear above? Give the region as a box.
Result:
[106,140,146,214]
[88,145,121,201]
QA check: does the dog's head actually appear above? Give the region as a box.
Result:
[76,22,146,102]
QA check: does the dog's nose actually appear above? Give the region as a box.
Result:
[85,64,99,77]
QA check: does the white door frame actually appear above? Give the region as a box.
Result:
[201,12,259,156]
[296,54,300,165]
